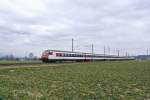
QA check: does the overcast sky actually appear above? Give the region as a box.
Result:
[0,0,150,57]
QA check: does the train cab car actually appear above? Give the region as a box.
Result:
[41,50,53,62]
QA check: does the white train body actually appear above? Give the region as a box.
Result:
[41,50,134,62]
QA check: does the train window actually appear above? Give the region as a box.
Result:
[64,53,66,57]
[64,54,67,57]
[56,53,62,57]
[73,54,75,57]
[65,54,67,57]
[69,54,71,57]
[48,52,53,55]
[56,53,59,56]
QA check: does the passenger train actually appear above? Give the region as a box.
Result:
[41,50,134,63]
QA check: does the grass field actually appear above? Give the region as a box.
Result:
[0,60,42,65]
[0,61,149,100]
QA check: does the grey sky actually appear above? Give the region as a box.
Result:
[0,0,150,57]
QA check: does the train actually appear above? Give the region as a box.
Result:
[41,50,135,63]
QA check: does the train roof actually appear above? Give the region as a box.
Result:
[45,49,104,55]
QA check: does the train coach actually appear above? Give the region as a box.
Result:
[41,50,134,63]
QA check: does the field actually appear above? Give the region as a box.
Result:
[0,61,149,100]
[0,60,42,65]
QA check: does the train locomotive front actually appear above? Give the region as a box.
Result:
[41,50,52,62]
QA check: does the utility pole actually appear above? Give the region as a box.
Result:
[104,46,106,56]
[117,50,120,56]
[25,51,27,60]
[72,38,74,52]
[108,46,110,55]
[104,46,106,61]
[126,52,128,57]
[92,44,94,61]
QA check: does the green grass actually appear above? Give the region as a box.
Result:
[0,60,42,65]
[0,61,149,100]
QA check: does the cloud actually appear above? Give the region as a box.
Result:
[0,0,150,57]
